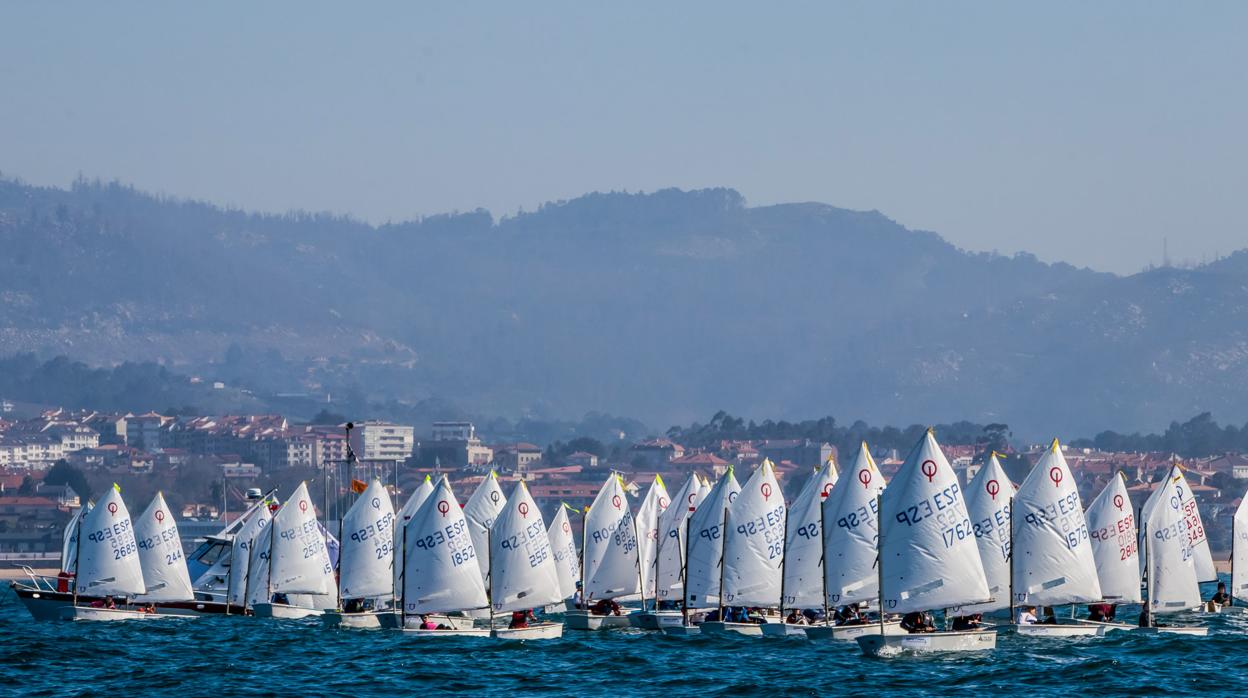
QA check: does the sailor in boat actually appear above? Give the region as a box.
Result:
[1038,607,1058,625]
[1208,582,1231,610]
[1086,603,1116,622]
[509,609,537,629]
[418,615,452,630]
[573,581,584,609]
[950,613,984,631]
[784,609,807,625]
[88,596,118,610]
[1016,606,1039,625]
[899,611,936,633]
[591,597,622,616]
[834,603,866,626]
[1138,607,1167,628]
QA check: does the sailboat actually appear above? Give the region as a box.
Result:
[568,474,641,630]
[464,471,508,586]
[547,504,581,606]
[634,475,671,610]
[761,456,836,638]
[1141,463,1217,591]
[401,475,491,637]
[133,492,196,609]
[639,473,703,629]
[1082,473,1139,630]
[856,430,996,656]
[487,481,565,639]
[60,485,151,621]
[948,452,1014,624]
[227,495,274,614]
[377,475,435,628]
[1230,491,1248,612]
[809,442,905,641]
[1008,439,1103,636]
[1137,467,1210,635]
[252,482,336,619]
[702,460,785,636]
[324,478,396,628]
[664,467,741,635]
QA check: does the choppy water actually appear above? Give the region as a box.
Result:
[3,579,1248,697]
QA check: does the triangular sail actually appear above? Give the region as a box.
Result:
[781,460,836,608]
[1140,464,1215,581]
[548,506,580,599]
[953,453,1014,613]
[685,469,741,608]
[635,475,671,599]
[722,461,785,607]
[75,487,146,597]
[403,476,488,614]
[823,442,886,606]
[1085,474,1141,602]
[1233,492,1248,602]
[133,492,194,602]
[583,475,641,600]
[339,479,396,600]
[1011,441,1102,606]
[394,476,433,597]
[463,472,507,583]
[245,523,273,607]
[879,431,989,614]
[489,482,564,612]
[228,501,273,607]
[655,473,703,601]
[270,482,334,596]
[1144,470,1202,613]
[61,501,91,574]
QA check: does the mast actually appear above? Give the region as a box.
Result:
[265,504,277,605]
[71,514,83,609]
[631,500,646,613]
[580,505,588,610]
[225,546,233,616]
[876,492,884,637]
[717,508,729,623]
[487,524,495,630]
[820,489,829,627]
[681,516,691,626]
[1008,493,1015,622]
[243,539,255,615]
[1233,516,1237,608]
[778,495,789,619]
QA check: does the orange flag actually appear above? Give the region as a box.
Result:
[351,479,367,494]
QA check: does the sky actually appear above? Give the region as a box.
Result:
[1,2,1245,274]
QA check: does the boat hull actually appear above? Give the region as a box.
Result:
[1012,623,1102,637]
[323,610,387,628]
[402,627,492,638]
[660,624,701,636]
[806,621,907,641]
[700,621,765,636]
[566,610,631,630]
[399,614,477,631]
[12,583,227,620]
[59,606,163,622]
[252,602,323,619]
[1132,626,1210,636]
[856,629,998,656]
[630,609,685,629]
[760,623,808,638]
[492,622,563,640]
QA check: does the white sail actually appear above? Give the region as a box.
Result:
[685,469,741,608]
[823,442,886,606]
[394,475,434,598]
[548,505,580,599]
[245,522,273,607]
[635,475,671,599]
[1085,474,1141,602]
[655,473,703,600]
[880,431,989,614]
[489,481,564,612]
[953,453,1014,612]
[463,472,507,582]
[403,476,488,614]
[133,492,194,602]
[722,461,785,607]
[1144,469,1202,613]
[75,486,146,597]
[228,501,273,607]
[1011,440,1101,606]
[1141,464,1215,582]
[339,479,396,600]
[1233,491,1248,601]
[781,460,837,608]
[61,501,91,574]
[269,482,334,596]
[583,475,641,600]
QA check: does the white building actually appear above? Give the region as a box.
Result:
[349,421,415,462]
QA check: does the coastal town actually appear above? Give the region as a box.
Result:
[3,405,1245,558]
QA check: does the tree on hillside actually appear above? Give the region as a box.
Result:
[310,409,348,425]
[44,460,92,500]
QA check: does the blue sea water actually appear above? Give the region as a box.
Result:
[3,579,1248,697]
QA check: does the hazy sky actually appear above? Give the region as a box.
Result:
[2,2,1245,273]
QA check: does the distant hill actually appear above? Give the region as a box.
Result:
[2,175,1245,438]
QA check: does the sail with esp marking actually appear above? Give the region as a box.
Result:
[548,505,580,599]
[781,459,836,608]
[721,461,785,607]
[1140,464,1216,582]
[879,431,989,614]
[685,469,741,608]
[269,482,334,596]
[953,453,1014,612]
[583,475,640,600]
[823,442,886,606]
[489,481,564,612]
[394,475,433,597]
[1144,470,1202,613]
[1232,491,1248,603]
[340,479,396,600]
[463,472,507,583]
[655,473,703,601]
[133,492,194,602]
[1085,474,1141,602]
[403,476,488,614]
[635,475,670,599]
[228,500,273,607]
[75,486,146,597]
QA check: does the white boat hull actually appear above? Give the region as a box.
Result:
[1012,623,1102,637]
[1133,626,1209,636]
[806,621,907,641]
[492,622,563,640]
[700,621,765,636]
[252,602,323,619]
[59,606,162,622]
[1205,603,1248,615]
[631,609,685,629]
[566,610,631,630]
[760,623,808,638]
[856,629,997,656]
[402,627,492,638]
[323,610,386,628]
[660,623,701,636]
